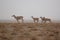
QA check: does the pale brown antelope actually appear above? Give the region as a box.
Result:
[12,15,24,23]
[40,17,51,23]
[31,16,39,23]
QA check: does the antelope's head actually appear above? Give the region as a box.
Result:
[40,16,42,18]
[12,15,15,17]
[31,16,33,18]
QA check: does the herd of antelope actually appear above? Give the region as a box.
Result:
[12,15,51,23]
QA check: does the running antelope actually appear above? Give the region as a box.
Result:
[31,16,39,23]
[40,17,51,23]
[12,15,24,23]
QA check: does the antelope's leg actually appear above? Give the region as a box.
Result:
[22,18,24,23]
[17,20,19,23]
[34,20,35,23]
[37,20,39,23]
[49,19,51,23]
[41,20,43,23]
[44,20,46,23]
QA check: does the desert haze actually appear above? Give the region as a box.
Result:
[0,19,60,23]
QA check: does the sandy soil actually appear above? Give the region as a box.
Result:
[0,22,60,40]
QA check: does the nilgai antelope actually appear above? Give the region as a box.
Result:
[40,17,51,23]
[12,15,24,23]
[31,16,39,23]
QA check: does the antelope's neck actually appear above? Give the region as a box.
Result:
[14,16,16,18]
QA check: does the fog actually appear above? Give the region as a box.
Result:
[0,0,60,20]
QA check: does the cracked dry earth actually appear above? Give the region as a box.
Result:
[0,23,60,40]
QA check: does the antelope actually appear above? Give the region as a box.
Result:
[31,16,39,23]
[12,15,24,23]
[40,17,51,23]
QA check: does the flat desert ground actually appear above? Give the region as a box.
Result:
[0,21,60,40]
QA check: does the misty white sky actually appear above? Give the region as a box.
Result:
[0,0,60,20]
